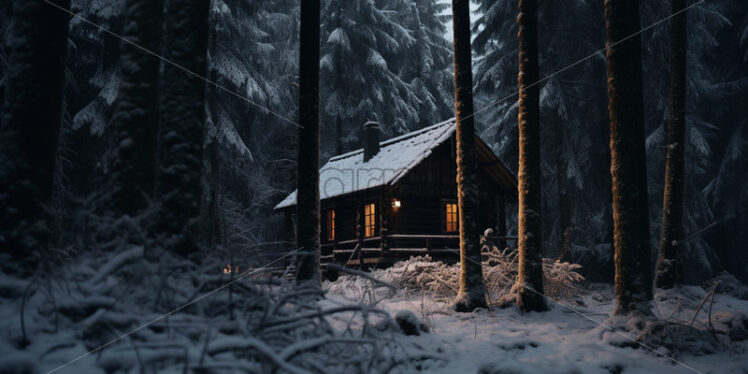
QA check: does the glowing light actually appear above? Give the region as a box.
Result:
[223,264,232,274]
[392,199,401,208]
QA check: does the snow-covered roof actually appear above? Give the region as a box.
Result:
[275,119,459,209]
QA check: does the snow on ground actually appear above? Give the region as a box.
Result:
[1,251,746,373]
[326,275,748,374]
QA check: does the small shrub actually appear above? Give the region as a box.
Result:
[371,247,585,304]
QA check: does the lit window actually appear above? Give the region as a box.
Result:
[444,202,458,232]
[364,203,376,237]
[326,209,335,241]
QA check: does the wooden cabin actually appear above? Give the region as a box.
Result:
[274,119,517,271]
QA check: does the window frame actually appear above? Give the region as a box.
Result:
[363,202,377,238]
[442,200,459,233]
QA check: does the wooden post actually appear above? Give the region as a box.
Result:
[380,189,391,256]
[356,202,364,268]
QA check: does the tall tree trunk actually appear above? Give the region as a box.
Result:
[655,0,687,289]
[107,0,164,218]
[333,7,344,156]
[604,0,652,315]
[295,0,321,285]
[496,194,508,250]
[156,0,210,255]
[0,0,69,269]
[204,15,221,250]
[451,0,488,312]
[554,112,572,263]
[515,0,548,312]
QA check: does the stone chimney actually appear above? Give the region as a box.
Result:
[362,121,381,162]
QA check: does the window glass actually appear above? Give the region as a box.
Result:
[364,203,376,237]
[445,202,458,232]
[326,209,335,240]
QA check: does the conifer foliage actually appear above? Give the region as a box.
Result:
[319,0,449,154]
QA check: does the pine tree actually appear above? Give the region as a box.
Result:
[320,0,417,154]
[451,0,488,312]
[204,0,299,255]
[0,0,70,268]
[654,0,687,289]
[388,0,453,129]
[604,0,652,315]
[106,0,164,218]
[156,0,210,255]
[515,0,548,312]
[295,0,321,285]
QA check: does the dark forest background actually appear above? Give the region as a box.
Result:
[1,0,746,282]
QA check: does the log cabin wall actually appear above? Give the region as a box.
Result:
[392,140,457,236]
[320,189,384,250]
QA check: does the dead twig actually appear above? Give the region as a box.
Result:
[707,282,719,330]
[665,299,681,321]
[690,281,720,328]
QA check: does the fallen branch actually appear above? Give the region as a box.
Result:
[207,337,310,374]
[263,305,393,329]
[86,246,144,287]
[326,263,396,291]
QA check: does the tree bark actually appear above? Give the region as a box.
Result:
[295,0,322,285]
[496,194,508,250]
[0,0,69,267]
[451,0,488,312]
[204,16,221,250]
[655,0,687,289]
[604,0,653,315]
[554,112,572,263]
[156,0,210,255]
[515,0,548,312]
[107,0,164,217]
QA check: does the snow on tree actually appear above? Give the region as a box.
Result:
[381,0,454,129]
[320,0,418,155]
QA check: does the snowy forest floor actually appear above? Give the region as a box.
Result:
[324,260,748,374]
[0,251,746,374]
[326,280,748,374]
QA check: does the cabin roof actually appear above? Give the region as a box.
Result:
[274,119,516,210]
